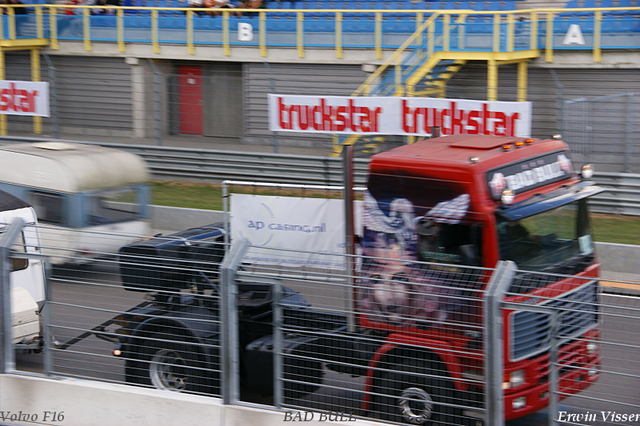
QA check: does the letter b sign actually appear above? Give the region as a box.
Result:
[238,23,254,41]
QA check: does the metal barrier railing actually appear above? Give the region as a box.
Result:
[2,5,640,60]
[0,135,638,215]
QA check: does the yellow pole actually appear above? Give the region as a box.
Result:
[492,13,500,52]
[517,61,527,102]
[50,7,58,50]
[152,9,159,54]
[443,13,450,51]
[36,7,43,39]
[487,59,497,101]
[187,10,194,55]
[593,10,601,62]
[507,13,514,52]
[259,10,266,57]
[545,12,553,62]
[458,14,465,50]
[375,12,382,60]
[297,11,305,58]
[31,49,42,134]
[334,12,342,59]
[83,7,91,51]
[530,11,538,50]
[8,8,15,39]
[117,8,124,52]
[0,50,5,135]
[223,10,230,56]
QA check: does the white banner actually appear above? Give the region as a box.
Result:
[231,194,360,269]
[0,81,50,117]
[268,94,532,137]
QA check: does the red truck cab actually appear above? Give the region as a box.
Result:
[358,135,602,422]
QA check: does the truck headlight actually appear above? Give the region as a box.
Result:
[503,369,525,389]
[581,164,594,179]
[587,341,598,354]
[512,396,527,410]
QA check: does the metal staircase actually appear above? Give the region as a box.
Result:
[333,49,467,157]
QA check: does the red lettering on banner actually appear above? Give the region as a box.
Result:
[275,96,523,136]
[0,83,38,114]
[276,97,382,133]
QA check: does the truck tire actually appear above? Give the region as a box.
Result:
[370,357,463,425]
[125,334,217,395]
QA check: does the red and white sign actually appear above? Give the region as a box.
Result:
[0,81,50,117]
[268,94,531,137]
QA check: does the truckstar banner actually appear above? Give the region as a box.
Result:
[231,194,361,269]
[268,94,532,137]
[0,81,50,117]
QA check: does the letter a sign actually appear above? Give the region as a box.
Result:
[563,24,585,45]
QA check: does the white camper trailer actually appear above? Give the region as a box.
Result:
[0,142,151,263]
[0,190,45,345]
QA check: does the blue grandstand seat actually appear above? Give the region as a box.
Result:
[360,1,377,19]
[279,1,296,18]
[487,1,500,11]
[340,1,359,18]
[473,1,487,11]
[399,1,415,20]
[575,0,596,16]
[559,0,580,17]
[384,1,403,19]
[306,19,335,31]
[316,1,334,18]
[503,1,516,10]
[267,17,296,30]
[342,19,375,31]
[609,0,637,16]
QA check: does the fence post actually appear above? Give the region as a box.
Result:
[147,58,163,146]
[273,277,283,408]
[624,93,632,172]
[0,218,25,374]
[219,238,249,404]
[43,259,53,376]
[484,260,517,426]
[43,54,60,139]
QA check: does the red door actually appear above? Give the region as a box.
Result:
[178,66,203,135]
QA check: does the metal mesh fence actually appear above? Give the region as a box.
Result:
[6,221,640,426]
[503,269,640,426]
[34,224,226,398]
[242,248,490,425]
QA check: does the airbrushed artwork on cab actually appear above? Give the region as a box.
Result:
[357,190,471,327]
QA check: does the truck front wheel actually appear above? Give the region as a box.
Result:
[125,334,216,395]
[370,358,461,425]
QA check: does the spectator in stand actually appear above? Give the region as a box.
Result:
[204,0,240,16]
[238,0,263,16]
[5,0,27,14]
[188,0,207,15]
[94,0,121,15]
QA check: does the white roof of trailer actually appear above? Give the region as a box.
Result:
[0,142,150,193]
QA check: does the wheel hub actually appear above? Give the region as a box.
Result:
[150,349,188,391]
[398,387,433,424]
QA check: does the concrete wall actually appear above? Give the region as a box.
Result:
[0,374,370,426]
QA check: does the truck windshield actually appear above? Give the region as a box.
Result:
[497,199,594,273]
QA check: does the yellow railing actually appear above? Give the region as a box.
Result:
[0,5,639,62]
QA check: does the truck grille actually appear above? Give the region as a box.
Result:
[510,280,598,361]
